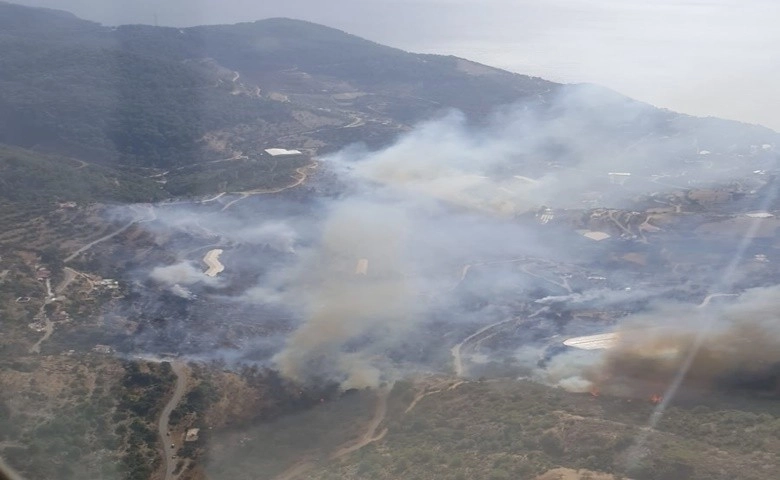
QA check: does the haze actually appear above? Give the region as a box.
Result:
[10,0,780,132]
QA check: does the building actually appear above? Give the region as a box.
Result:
[579,230,611,241]
[264,148,302,157]
[563,333,619,350]
[608,172,631,185]
[185,428,200,442]
[93,344,113,354]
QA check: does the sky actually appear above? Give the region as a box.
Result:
[12,0,780,131]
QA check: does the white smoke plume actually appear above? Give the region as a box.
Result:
[233,221,298,253]
[115,84,778,389]
[149,261,222,290]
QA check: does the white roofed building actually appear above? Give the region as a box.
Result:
[265,148,302,157]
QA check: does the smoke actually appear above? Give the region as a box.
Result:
[334,84,775,214]
[109,84,778,389]
[170,284,196,299]
[272,200,416,385]
[557,375,594,393]
[590,285,780,395]
[233,221,298,253]
[144,206,302,252]
[150,261,221,287]
[535,287,663,307]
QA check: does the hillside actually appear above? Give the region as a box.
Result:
[1,1,776,199]
[235,379,780,480]
[0,144,164,204]
[2,3,780,480]
[0,1,557,189]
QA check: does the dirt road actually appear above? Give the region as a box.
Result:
[405,380,464,414]
[698,292,737,308]
[330,388,388,459]
[200,192,226,203]
[28,309,53,354]
[54,267,77,294]
[221,162,317,211]
[273,388,389,480]
[64,206,154,263]
[158,362,188,480]
[451,318,515,377]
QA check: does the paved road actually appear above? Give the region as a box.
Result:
[158,362,187,480]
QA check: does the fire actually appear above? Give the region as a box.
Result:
[590,386,600,397]
[650,394,662,404]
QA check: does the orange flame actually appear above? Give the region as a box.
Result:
[590,386,600,397]
[650,394,662,405]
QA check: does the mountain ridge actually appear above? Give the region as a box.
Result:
[0,1,776,202]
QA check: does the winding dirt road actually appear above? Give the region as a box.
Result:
[451,318,515,377]
[698,292,736,308]
[273,388,388,480]
[221,162,317,211]
[330,388,388,459]
[158,362,188,480]
[64,206,155,263]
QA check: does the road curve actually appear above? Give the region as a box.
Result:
[451,319,514,377]
[698,292,737,308]
[158,362,187,480]
[273,388,389,480]
[64,206,154,263]
[330,388,388,459]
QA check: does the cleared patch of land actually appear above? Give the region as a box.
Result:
[203,249,225,277]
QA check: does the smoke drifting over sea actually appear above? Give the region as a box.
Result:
[116,85,778,390]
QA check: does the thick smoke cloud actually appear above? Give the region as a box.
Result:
[119,85,777,389]
[589,285,780,396]
[267,86,774,387]
[272,200,417,387]
[334,85,772,213]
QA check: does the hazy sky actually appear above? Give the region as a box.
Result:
[12,0,780,131]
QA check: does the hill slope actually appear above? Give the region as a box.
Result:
[0,1,777,198]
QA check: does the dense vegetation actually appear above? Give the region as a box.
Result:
[303,380,780,480]
[0,1,556,182]
[0,356,126,479]
[0,33,291,168]
[115,361,176,480]
[0,144,164,204]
